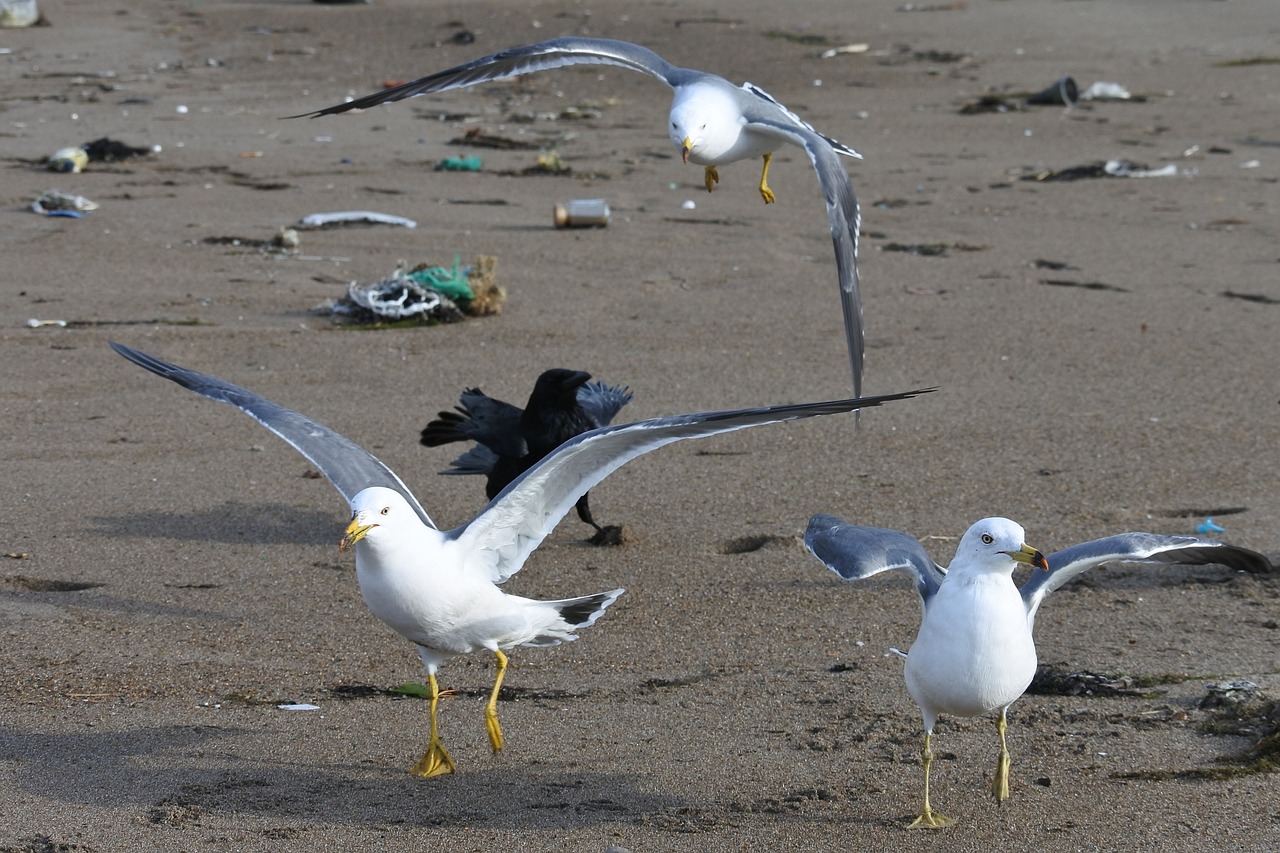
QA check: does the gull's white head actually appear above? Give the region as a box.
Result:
[339,486,416,551]
[669,82,740,165]
[952,517,1048,575]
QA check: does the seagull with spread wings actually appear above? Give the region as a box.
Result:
[295,37,867,396]
[111,342,928,777]
[804,514,1271,828]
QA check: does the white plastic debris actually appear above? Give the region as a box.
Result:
[277,703,320,711]
[299,210,418,229]
[1079,81,1132,101]
[343,275,442,319]
[1104,159,1177,178]
[31,189,99,215]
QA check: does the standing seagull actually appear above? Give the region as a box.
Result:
[293,37,867,397]
[111,342,928,777]
[804,514,1271,828]
[420,368,633,545]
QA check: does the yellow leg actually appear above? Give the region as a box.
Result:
[410,673,456,778]
[992,709,1012,802]
[703,165,719,193]
[907,732,954,829]
[758,153,776,204]
[485,649,508,753]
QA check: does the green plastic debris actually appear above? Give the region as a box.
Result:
[407,255,474,301]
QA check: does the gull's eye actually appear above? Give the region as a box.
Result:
[380,506,391,516]
[981,533,994,545]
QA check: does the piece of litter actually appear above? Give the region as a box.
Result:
[820,43,870,59]
[1196,518,1226,534]
[31,189,98,216]
[436,155,483,171]
[298,210,417,229]
[277,703,320,711]
[47,146,88,173]
[681,199,696,210]
[1079,81,1132,101]
[26,318,68,328]
[1104,159,1177,178]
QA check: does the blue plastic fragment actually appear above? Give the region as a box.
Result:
[1196,518,1225,534]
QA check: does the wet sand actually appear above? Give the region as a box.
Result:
[3,0,1278,849]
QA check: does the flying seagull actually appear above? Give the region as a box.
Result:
[420,368,633,545]
[294,37,867,397]
[111,341,929,777]
[804,514,1271,828]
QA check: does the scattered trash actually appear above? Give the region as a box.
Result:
[321,256,504,325]
[83,136,155,162]
[277,702,321,711]
[554,198,611,228]
[1025,75,1078,107]
[0,0,39,27]
[1196,518,1227,534]
[297,210,417,229]
[1104,159,1177,178]
[436,155,483,171]
[1022,159,1177,182]
[47,147,88,173]
[31,189,98,216]
[1028,664,1150,698]
[820,43,870,59]
[202,227,303,254]
[680,199,696,210]
[1201,680,1263,709]
[522,150,571,175]
[1079,81,1132,101]
[26,318,67,328]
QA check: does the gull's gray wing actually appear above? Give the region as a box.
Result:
[110,342,437,529]
[1021,532,1274,626]
[804,515,945,603]
[293,37,687,118]
[742,83,862,159]
[448,389,934,584]
[577,380,633,427]
[742,116,863,398]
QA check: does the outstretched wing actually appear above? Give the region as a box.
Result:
[1021,532,1273,626]
[804,515,945,604]
[742,83,862,159]
[577,380,633,427]
[448,389,934,584]
[742,116,862,399]
[111,342,437,529]
[292,37,685,118]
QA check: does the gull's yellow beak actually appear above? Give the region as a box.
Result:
[681,136,693,164]
[1005,542,1049,572]
[339,514,374,552]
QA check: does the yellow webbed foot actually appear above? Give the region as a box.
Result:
[992,709,1012,802]
[992,750,1011,802]
[485,706,505,753]
[907,808,955,830]
[485,648,509,754]
[758,152,776,204]
[703,165,719,193]
[410,740,456,778]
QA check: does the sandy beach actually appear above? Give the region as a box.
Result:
[3,0,1278,849]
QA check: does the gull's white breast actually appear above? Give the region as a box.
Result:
[354,533,527,656]
[904,573,1037,718]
